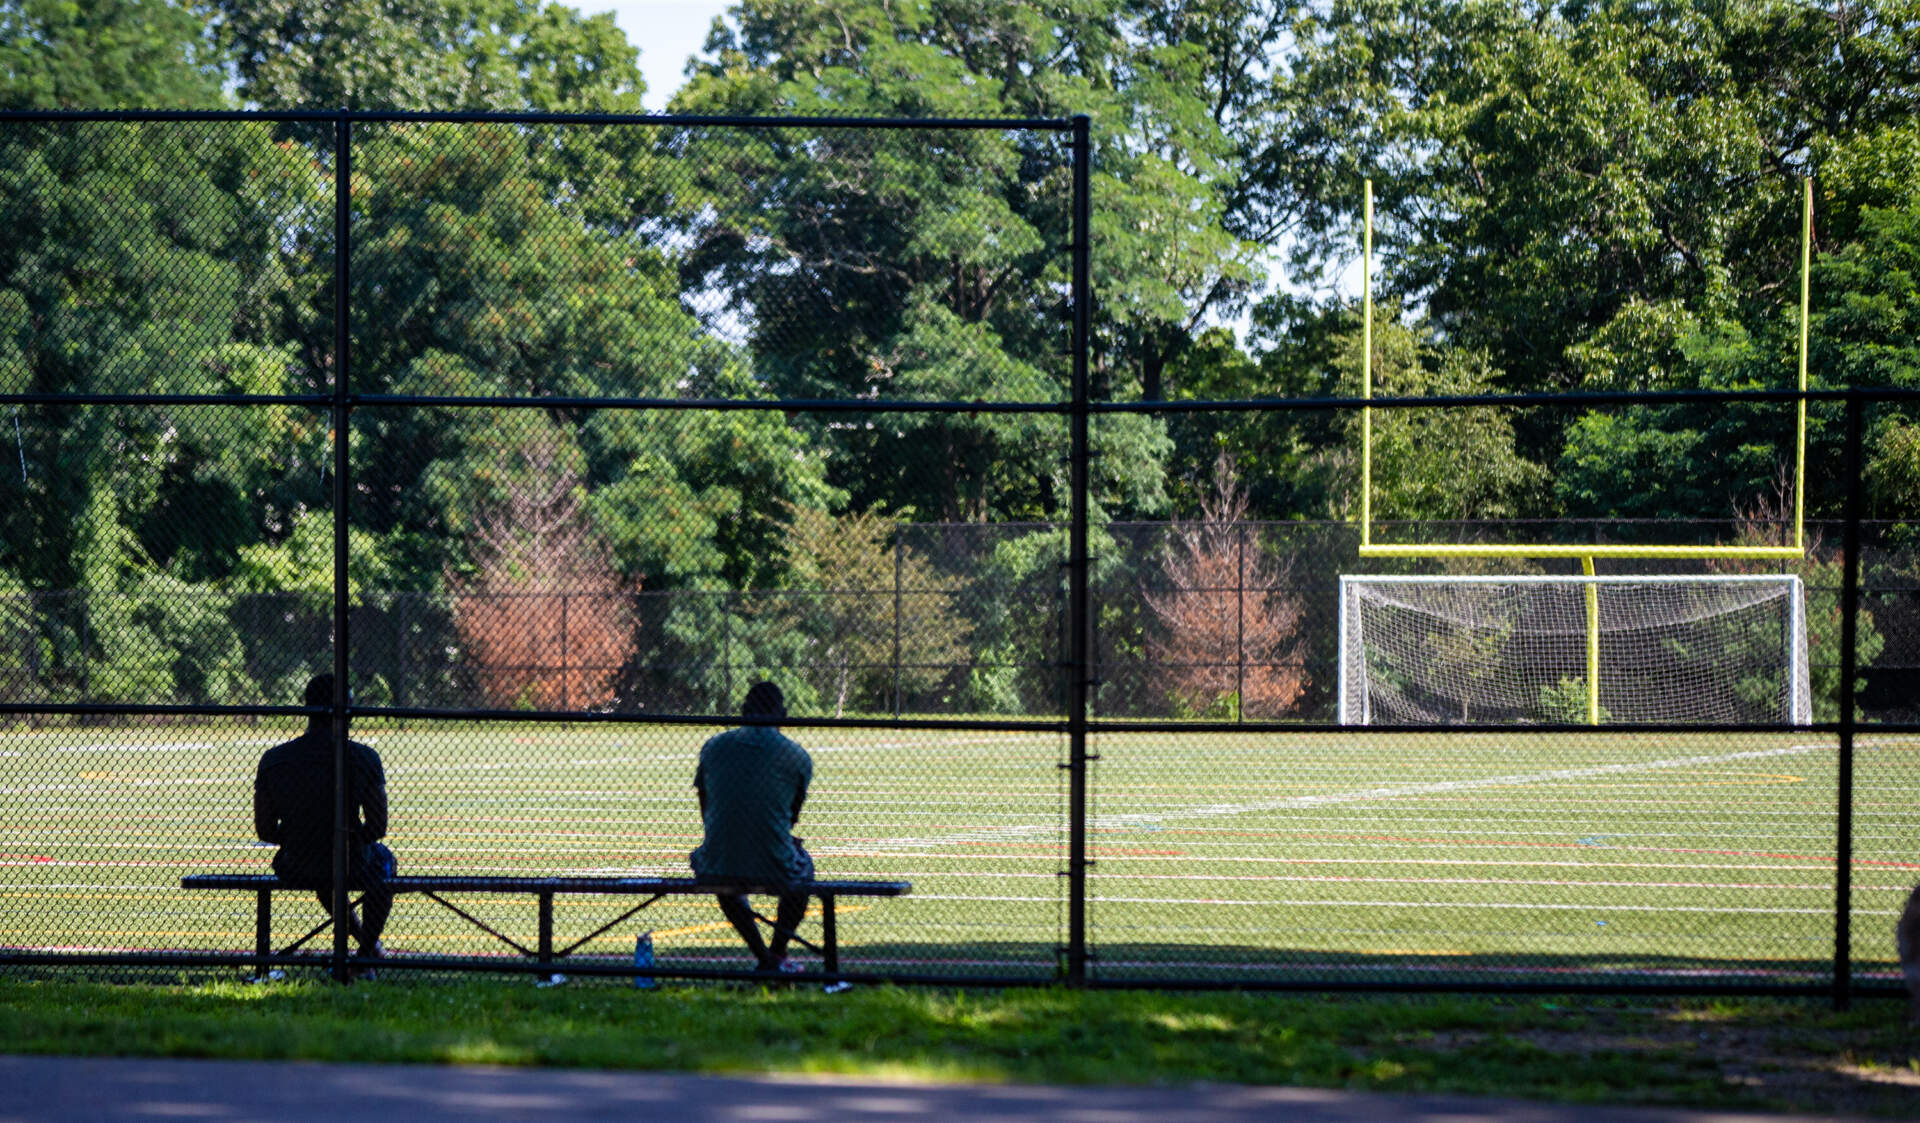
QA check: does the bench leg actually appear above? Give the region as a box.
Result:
[821,892,838,975]
[254,890,272,978]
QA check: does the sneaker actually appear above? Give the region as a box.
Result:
[777,958,804,975]
[353,940,384,981]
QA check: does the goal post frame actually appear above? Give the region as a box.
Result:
[1356,178,1815,562]
[1337,572,1811,727]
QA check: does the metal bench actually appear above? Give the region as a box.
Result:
[181,873,910,979]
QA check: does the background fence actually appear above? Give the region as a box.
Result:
[6,517,1919,722]
[1,110,1915,1001]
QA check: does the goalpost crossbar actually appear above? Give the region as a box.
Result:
[1355,543,1806,560]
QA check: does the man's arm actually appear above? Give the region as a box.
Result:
[358,749,388,840]
[252,765,279,844]
[789,759,810,827]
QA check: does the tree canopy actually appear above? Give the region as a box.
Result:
[3,0,1918,716]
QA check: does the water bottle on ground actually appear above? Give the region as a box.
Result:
[633,931,656,989]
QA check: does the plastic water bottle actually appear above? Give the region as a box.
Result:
[633,931,656,989]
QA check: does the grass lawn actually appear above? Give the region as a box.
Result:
[2,976,1918,1117]
[8,718,1920,1115]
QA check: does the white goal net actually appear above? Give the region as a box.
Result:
[1338,574,1810,725]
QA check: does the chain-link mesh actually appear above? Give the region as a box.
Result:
[2,114,1913,996]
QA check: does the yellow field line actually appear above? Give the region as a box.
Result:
[1359,948,1471,956]
[646,903,872,941]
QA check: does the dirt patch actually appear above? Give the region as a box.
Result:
[1391,1010,1920,1118]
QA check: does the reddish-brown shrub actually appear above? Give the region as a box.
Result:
[1144,454,1307,718]
[449,430,636,710]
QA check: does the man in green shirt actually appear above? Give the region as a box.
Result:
[690,682,814,973]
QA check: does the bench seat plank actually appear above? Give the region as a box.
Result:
[182,873,909,897]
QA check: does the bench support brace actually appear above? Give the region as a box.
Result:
[249,891,366,975]
[747,904,827,963]
[556,892,668,958]
[421,891,536,957]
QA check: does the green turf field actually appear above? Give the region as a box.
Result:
[3,717,1916,988]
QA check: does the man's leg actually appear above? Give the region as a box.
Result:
[714,893,772,968]
[356,845,396,954]
[357,887,392,952]
[766,891,808,964]
[313,888,368,946]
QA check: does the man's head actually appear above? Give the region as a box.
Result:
[303,674,336,708]
[742,681,786,720]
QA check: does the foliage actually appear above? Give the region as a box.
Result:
[778,504,972,718]
[1538,677,1608,726]
[206,0,644,114]
[1266,0,1920,391]
[1333,306,1545,524]
[1,0,223,109]
[1143,454,1306,718]
[443,419,635,710]
[1710,525,1885,724]
[7,0,1920,716]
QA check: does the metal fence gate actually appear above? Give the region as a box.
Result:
[0,109,1913,1003]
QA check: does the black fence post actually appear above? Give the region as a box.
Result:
[1065,114,1092,987]
[77,590,89,705]
[1834,389,1865,1011]
[396,594,409,709]
[330,110,354,985]
[1235,522,1245,723]
[892,528,904,720]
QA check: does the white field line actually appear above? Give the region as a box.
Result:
[859,739,1851,851]
[11,739,281,754]
[375,736,1016,779]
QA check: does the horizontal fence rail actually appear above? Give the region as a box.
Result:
[0,111,1912,1003]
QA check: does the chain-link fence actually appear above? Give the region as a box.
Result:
[2,111,1914,1001]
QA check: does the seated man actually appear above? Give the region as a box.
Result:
[253,673,395,967]
[690,681,814,973]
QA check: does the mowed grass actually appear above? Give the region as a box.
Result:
[4,977,1920,1117]
[3,717,1918,986]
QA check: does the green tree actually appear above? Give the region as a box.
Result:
[0,0,337,701]
[668,0,1295,520]
[1264,0,1920,393]
[777,504,972,716]
[207,0,643,113]
[2,0,223,109]
[1331,306,1545,525]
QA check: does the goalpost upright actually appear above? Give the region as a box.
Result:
[1346,179,1817,725]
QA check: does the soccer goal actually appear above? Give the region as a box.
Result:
[1337,574,1811,726]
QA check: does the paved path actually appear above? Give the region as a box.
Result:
[0,1055,1870,1122]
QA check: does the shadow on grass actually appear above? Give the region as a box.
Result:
[8,937,1905,996]
[5,956,1918,1116]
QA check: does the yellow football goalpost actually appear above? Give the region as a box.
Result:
[1354,179,1815,724]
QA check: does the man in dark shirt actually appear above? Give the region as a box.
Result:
[690,681,814,973]
[254,674,395,962]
